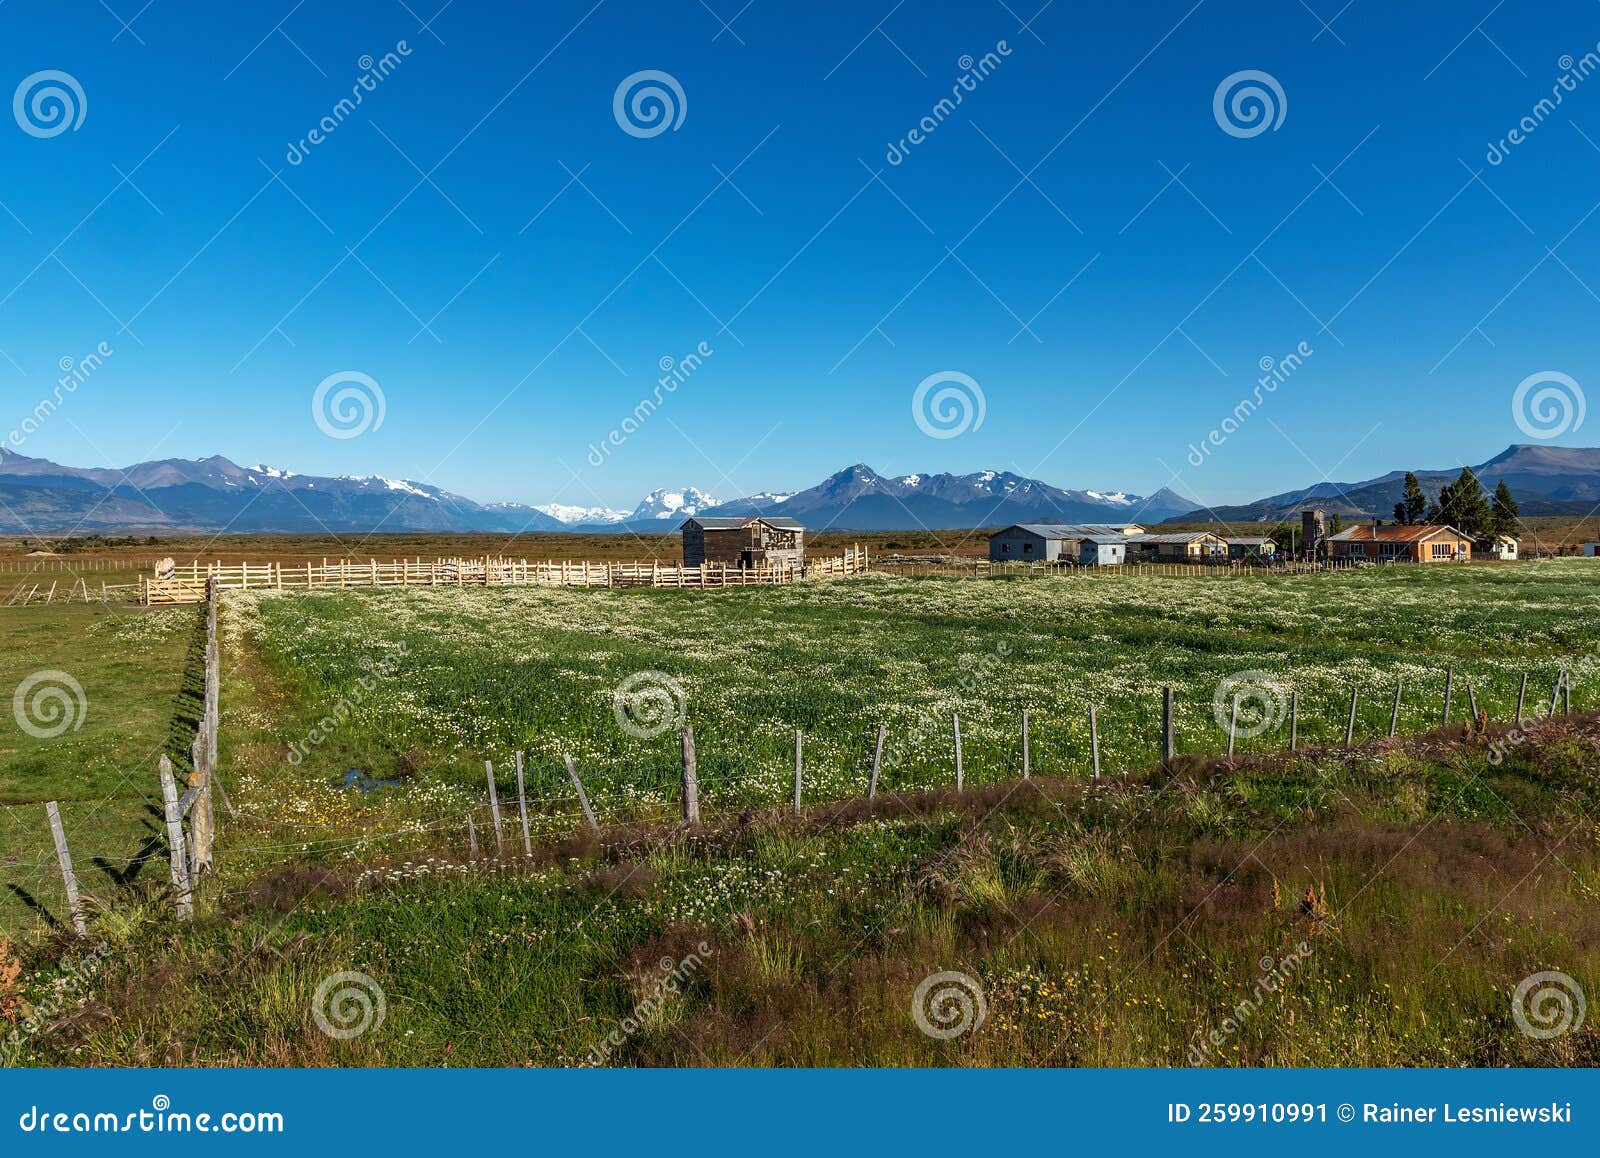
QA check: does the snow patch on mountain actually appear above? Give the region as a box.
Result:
[631,487,720,520]
[535,503,630,525]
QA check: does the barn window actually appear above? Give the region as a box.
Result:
[1022,542,1032,553]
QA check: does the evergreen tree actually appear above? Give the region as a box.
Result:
[1433,467,1491,537]
[1398,472,1427,524]
[1491,481,1520,538]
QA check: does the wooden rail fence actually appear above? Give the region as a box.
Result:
[142,548,870,604]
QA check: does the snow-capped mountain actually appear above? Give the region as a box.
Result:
[697,465,1195,529]
[533,503,630,525]
[629,486,720,521]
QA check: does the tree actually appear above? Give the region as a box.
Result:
[1329,512,1343,536]
[1430,467,1491,538]
[1397,472,1427,524]
[1491,481,1520,538]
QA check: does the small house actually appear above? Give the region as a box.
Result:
[1328,524,1471,563]
[1079,535,1126,566]
[1225,535,1276,560]
[681,516,804,569]
[1126,531,1228,561]
[1481,534,1518,561]
[988,524,1078,563]
[1585,543,1600,558]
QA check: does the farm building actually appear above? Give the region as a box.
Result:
[1328,523,1471,563]
[680,516,805,569]
[1225,535,1276,559]
[1585,543,1600,558]
[1126,531,1228,561]
[988,524,1079,563]
[1079,535,1127,566]
[1068,521,1145,536]
[1480,534,1518,560]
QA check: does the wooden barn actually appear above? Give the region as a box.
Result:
[680,516,805,569]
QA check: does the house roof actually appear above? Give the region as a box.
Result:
[681,516,805,531]
[1127,532,1223,544]
[1081,535,1126,545]
[1226,536,1274,545]
[991,524,1080,540]
[1327,524,1466,543]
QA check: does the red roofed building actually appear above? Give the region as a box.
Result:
[1327,523,1472,563]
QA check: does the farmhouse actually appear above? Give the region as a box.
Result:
[1328,523,1471,563]
[1078,535,1127,566]
[988,524,1079,563]
[1481,534,1518,561]
[680,516,805,569]
[1126,531,1228,561]
[1225,535,1276,560]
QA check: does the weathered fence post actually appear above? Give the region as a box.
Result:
[1390,679,1402,737]
[45,802,85,935]
[484,760,504,855]
[1289,689,1299,751]
[952,714,964,791]
[565,754,600,837]
[1161,686,1174,767]
[1564,670,1572,715]
[869,724,885,799]
[1441,666,1454,724]
[793,730,804,814]
[1516,672,1529,724]
[157,756,192,920]
[467,815,478,857]
[1345,687,1359,747]
[515,751,533,854]
[1021,709,1031,780]
[1549,671,1564,717]
[680,724,699,823]
[1227,694,1239,757]
[1089,704,1101,781]
[1467,682,1479,721]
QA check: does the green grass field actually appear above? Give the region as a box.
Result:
[5,561,1600,1066]
[0,603,199,929]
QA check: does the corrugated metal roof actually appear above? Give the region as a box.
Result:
[1327,524,1464,543]
[680,516,805,530]
[1127,532,1222,544]
[1226,536,1274,545]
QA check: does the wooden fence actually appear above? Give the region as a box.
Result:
[142,548,870,604]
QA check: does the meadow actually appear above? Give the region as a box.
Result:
[4,560,1600,1066]
[217,560,1600,848]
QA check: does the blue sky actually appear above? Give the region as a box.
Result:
[1,0,1598,509]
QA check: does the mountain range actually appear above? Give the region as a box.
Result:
[1166,444,1600,524]
[0,452,1193,535]
[0,444,1594,536]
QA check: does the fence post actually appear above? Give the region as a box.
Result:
[1289,690,1299,751]
[952,713,964,791]
[564,754,600,837]
[157,756,192,920]
[45,802,86,936]
[1441,666,1454,724]
[1548,671,1563,717]
[1227,694,1239,757]
[1516,672,1529,724]
[1345,687,1358,747]
[681,725,699,823]
[1161,687,1174,767]
[1390,679,1402,737]
[516,751,534,853]
[869,724,885,799]
[793,732,806,815]
[484,760,504,855]
[1564,670,1572,715]
[1467,682,1479,721]
[1089,705,1101,781]
[468,815,478,857]
[1021,709,1031,780]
